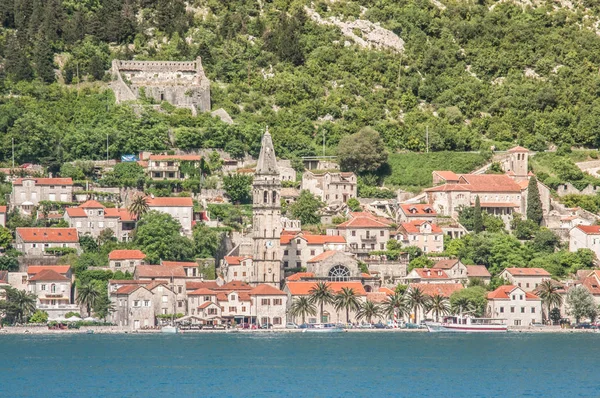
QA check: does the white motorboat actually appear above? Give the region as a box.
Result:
[161,325,179,334]
[302,324,345,333]
[425,316,507,333]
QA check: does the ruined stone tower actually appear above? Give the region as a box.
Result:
[251,130,282,287]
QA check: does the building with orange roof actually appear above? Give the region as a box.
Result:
[404,268,453,284]
[161,260,202,278]
[301,170,357,206]
[397,220,444,253]
[10,177,74,215]
[0,205,6,228]
[398,204,437,223]
[16,228,80,256]
[108,249,146,273]
[431,259,491,284]
[146,196,194,236]
[27,266,79,320]
[280,231,346,270]
[221,256,254,283]
[64,200,136,242]
[569,224,600,259]
[304,250,364,285]
[487,285,542,326]
[499,268,551,292]
[134,265,188,310]
[327,211,394,256]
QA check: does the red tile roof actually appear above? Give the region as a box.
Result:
[104,208,135,221]
[409,283,463,298]
[400,204,437,216]
[29,269,69,282]
[458,174,522,192]
[109,250,146,261]
[366,292,389,303]
[13,178,73,186]
[433,171,460,181]
[216,281,253,291]
[378,287,395,295]
[27,265,71,275]
[145,281,170,291]
[400,221,443,234]
[487,285,540,300]
[250,284,286,296]
[575,225,600,235]
[189,288,218,296]
[410,268,449,279]
[146,197,193,207]
[65,207,86,217]
[581,276,600,295]
[115,285,145,295]
[286,281,367,296]
[337,212,393,229]
[508,146,529,153]
[149,154,201,161]
[286,272,315,281]
[80,200,104,208]
[17,228,78,243]
[0,206,6,213]
[307,250,340,263]
[162,261,197,268]
[223,256,252,265]
[198,301,217,309]
[433,259,459,270]
[136,265,186,278]
[466,265,491,278]
[186,281,219,290]
[503,268,550,277]
[425,184,471,193]
[280,233,346,245]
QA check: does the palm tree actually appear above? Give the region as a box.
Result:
[535,280,563,321]
[451,296,475,315]
[426,294,450,322]
[76,282,100,316]
[4,288,36,323]
[288,297,317,324]
[309,282,334,323]
[405,287,430,324]
[334,287,361,323]
[128,195,149,221]
[356,300,380,324]
[382,292,408,324]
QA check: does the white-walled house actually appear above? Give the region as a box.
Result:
[569,225,600,258]
[487,285,542,326]
[499,268,551,292]
[397,220,444,253]
[16,228,80,256]
[108,250,146,273]
[146,197,194,236]
[11,177,73,215]
[28,266,78,319]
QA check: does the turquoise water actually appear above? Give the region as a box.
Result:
[0,332,597,397]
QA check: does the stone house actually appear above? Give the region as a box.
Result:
[108,250,146,273]
[28,267,78,320]
[327,212,393,255]
[15,228,80,256]
[111,285,155,329]
[284,281,367,324]
[398,204,437,223]
[251,284,288,328]
[221,256,254,283]
[0,205,6,228]
[11,177,73,215]
[487,285,543,326]
[432,259,491,284]
[146,154,202,180]
[407,283,463,322]
[280,232,346,270]
[397,220,444,253]
[569,225,600,258]
[146,281,178,317]
[64,200,136,242]
[161,260,200,278]
[134,265,188,313]
[305,251,361,281]
[147,197,194,236]
[404,268,454,284]
[197,301,222,323]
[499,268,551,292]
[301,171,357,205]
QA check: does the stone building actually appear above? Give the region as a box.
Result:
[487,285,542,326]
[108,250,146,273]
[250,131,282,287]
[111,58,211,114]
[0,205,6,228]
[499,268,551,292]
[305,251,361,281]
[28,266,78,320]
[398,204,437,223]
[11,178,73,215]
[327,212,393,256]
[15,228,80,256]
[397,220,444,253]
[146,197,194,236]
[64,200,136,242]
[110,285,155,329]
[301,171,357,205]
[134,265,188,312]
[280,232,346,270]
[569,225,600,258]
[146,154,202,180]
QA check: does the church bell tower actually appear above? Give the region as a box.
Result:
[251,129,282,287]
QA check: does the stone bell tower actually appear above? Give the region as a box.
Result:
[251,129,282,287]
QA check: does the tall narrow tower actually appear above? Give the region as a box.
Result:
[251,130,282,287]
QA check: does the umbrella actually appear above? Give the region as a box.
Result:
[52,316,67,322]
[66,316,82,322]
[84,317,99,322]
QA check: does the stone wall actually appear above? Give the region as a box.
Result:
[556,183,600,197]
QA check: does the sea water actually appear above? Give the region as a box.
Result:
[0,332,598,397]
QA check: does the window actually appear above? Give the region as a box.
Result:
[284,250,289,256]
[204,296,210,301]
[273,317,282,325]
[519,295,523,300]
[310,250,315,256]
[115,262,121,268]
[234,272,238,277]
[178,301,183,308]
[230,294,236,301]
[521,307,525,313]
[514,320,521,326]
[510,307,515,313]
[242,306,246,312]
[283,261,289,268]
[531,307,536,313]
[208,308,217,315]
[273,299,282,305]
[512,295,516,300]
[499,307,504,313]
[41,284,46,291]
[380,231,384,237]
[261,299,271,305]
[296,261,301,267]
[229,306,236,312]
[261,317,269,325]
[526,283,530,288]
[242,272,246,277]
[296,250,301,256]
[162,295,168,303]
[351,231,356,237]
[144,300,150,307]
[518,283,521,287]
[329,265,350,281]
[134,300,140,307]
[32,243,37,248]
[380,244,384,250]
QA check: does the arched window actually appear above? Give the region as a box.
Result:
[364,285,372,293]
[263,191,268,203]
[328,265,350,281]
[272,191,277,203]
[51,284,56,293]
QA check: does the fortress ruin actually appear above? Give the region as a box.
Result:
[110,57,211,115]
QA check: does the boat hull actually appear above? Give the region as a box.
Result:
[425,322,507,333]
[161,326,179,334]
[302,328,345,333]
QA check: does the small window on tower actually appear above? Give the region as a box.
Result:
[264,191,268,203]
[272,191,277,203]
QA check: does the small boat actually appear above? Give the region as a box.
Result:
[161,325,179,334]
[425,316,507,333]
[302,324,345,333]
[86,330,94,334]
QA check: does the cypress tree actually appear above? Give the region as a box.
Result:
[527,176,543,225]
[33,35,55,83]
[473,195,483,233]
[4,34,33,82]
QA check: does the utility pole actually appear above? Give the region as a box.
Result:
[426,125,429,153]
[12,138,14,168]
[106,134,109,164]
[322,129,326,157]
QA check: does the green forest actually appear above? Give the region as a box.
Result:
[2,0,600,169]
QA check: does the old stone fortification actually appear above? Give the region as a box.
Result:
[110,57,210,115]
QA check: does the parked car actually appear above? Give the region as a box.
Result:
[373,322,387,329]
[299,323,314,329]
[260,323,273,329]
[574,323,595,329]
[214,324,226,330]
[358,323,374,329]
[286,322,298,329]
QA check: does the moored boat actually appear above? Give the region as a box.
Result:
[425,316,507,333]
[302,324,345,333]
[161,325,179,334]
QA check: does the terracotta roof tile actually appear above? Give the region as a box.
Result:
[433,259,459,270]
[508,146,529,153]
[487,285,540,300]
[186,281,219,290]
[104,208,135,221]
[17,228,78,243]
[0,206,6,213]
[189,288,218,296]
[162,261,197,268]
[29,269,69,282]
[306,250,342,263]
[366,292,389,303]
[13,178,73,186]
[400,221,443,234]
[337,212,393,229]
[249,284,286,295]
[400,204,437,216]
[575,225,600,234]
[223,256,252,265]
[198,301,217,309]
[280,233,346,245]
[216,281,253,291]
[109,250,146,260]
[286,281,367,296]
[503,268,550,277]
[286,272,315,281]
[433,171,460,181]
[65,207,86,217]
[466,265,491,278]
[116,285,143,295]
[147,197,193,207]
[80,200,104,208]
[27,265,71,275]
[136,265,186,278]
[411,268,449,279]
[409,283,463,298]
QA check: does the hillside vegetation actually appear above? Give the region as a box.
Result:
[1,0,600,179]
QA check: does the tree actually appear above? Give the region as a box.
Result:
[407,256,434,272]
[0,288,37,324]
[32,35,55,83]
[0,226,13,250]
[382,292,408,323]
[356,300,381,324]
[79,235,98,253]
[93,292,116,321]
[4,34,33,82]
[88,54,105,81]
[128,195,149,221]
[535,280,563,321]
[0,255,19,271]
[223,174,252,204]
[192,223,221,258]
[473,195,483,233]
[405,287,430,324]
[133,211,194,263]
[288,296,316,324]
[527,176,543,225]
[289,190,323,225]
[98,229,116,246]
[29,310,49,323]
[309,281,334,323]
[549,308,562,325]
[566,285,596,324]
[334,287,361,323]
[426,294,450,322]
[347,198,361,212]
[337,127,388,175]
[450,287,487,317]
[76,281,101,316]
[103,163,146,188]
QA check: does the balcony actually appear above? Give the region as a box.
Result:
[38,304,78,310]
[360,235,377,242]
